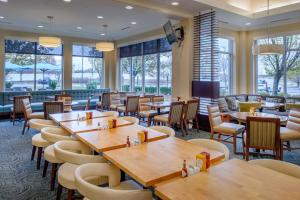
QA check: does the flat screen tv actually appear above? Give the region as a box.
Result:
[163,20,177,45]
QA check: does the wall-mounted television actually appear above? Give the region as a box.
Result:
[163,20,177,45]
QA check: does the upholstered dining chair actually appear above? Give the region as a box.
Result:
[109,93,124,111]
[153,101,186,136]
[138,97,157,126]
[96,92,111,111]
[43,101,64,120]
[11,95,32,125]
[280,109,300,160]
[188,139,230,161]
[21,98,49,135]
[75,163,152,200]
[41,127,78,191]
[244,116,281,161]
[118,116,139,124]
[249,159,300,179]
[117,96,139,116]
[207,105,245,154]
[54,140,107,200]
[148,126,175,137]
[183,99,200,134]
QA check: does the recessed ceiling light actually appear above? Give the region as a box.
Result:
[97,16,104,19]
[77,26,82,30]
[125,5,134,10]
[0,16,5,19]
[100,33,105,36]
[131,21,137,25]
[37,25,44,28]
[171,2,179,6]
[63,0,72,2]
[245,22,251,26]
[0,0,8,2]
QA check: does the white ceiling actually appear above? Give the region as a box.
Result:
[0,0,185,40]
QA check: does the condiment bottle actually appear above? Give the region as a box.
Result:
[126,136,131,147]
[112,119,117,128]
[181,160,188,178]
[143,130,148,142]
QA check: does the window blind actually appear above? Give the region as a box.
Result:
[193,11,219,114]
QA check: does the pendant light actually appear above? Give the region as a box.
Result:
[252,0,284,55]
[96,25,114,52]
[39,16,61,48]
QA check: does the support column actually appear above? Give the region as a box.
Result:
[63,39,73,89]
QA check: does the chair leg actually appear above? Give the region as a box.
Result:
[31,146,36,160]
[12,113,16,125]
[233,135,237,154]
[147,117,151,127]
[36,147,43,170]
[210,131,214,139]
[180,122,186,137]
[22,120,27,135]
[195,116,200,133]
[245,146,249,161]
[51,163,58,191]
[184,120,189,135]
[56,184,63,200]
[67,189,74,200]
[42,160,49,177]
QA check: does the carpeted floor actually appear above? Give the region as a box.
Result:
[0,120,299,200]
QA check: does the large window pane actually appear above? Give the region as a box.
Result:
[132,56,143,93]
[5,53,35,91]
[120,57,131,92]
[219,53,231,96]
[36,55,62,90]
[159,52,172,95]
[144,54,158,94]
[72,45,103,90]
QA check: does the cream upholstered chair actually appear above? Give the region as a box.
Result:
[118,116,139,124]
[148,126,175,137]
[110,93,124,111]
[31,133,51,170]
[249,159,300,179]
[75,163,152,200]
[54,140,107,200]
[244,117,281,161]
[103,111,119,118]
[138,97,157,127]
[117,96,139,116]
[188,139,230,161]
[207,105,245,154]
[96,92,111,111]
[280,109,300,159]
[154,101,186,136]
[21,98,45,134]
[183,99,200,133]
[41,127,78,191]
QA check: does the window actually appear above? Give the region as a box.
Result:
[217,38,233,96]
[5,39,63,91]
[72,45,103,89]
[119,38,172,96]
[256,34,300,96]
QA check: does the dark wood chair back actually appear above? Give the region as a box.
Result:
[168,101,185,124]
[43,101,64,120]
[13,95,31,114]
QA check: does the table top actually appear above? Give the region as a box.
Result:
[261,102,284,108]
[155,159,300,200]
[104,137,225,187]
[77,124,169,152]
[142,101,173,108]
[230,112,287,123]
[50,110,110,123]
[60,117,133,134]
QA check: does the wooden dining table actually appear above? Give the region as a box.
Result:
[49,110,110,124]
[103,137,225,187]
[77,124,169,153]
[155,159,300,200]
[141,101,173,115]
[60,117,133,134]
[230,112,288,124]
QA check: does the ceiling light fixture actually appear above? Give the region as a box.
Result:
[96,25,114,52]
[131,21,137,25]
[0,16,5,19]
[39,16,62,48]
[63,0,72,2]
[0,0,8,2]
[171,2,179,6]
[245,22,251,26]
[37,25,44,28]
[125,5,134,10]
[100,33,105,36]
[77,26,82,30]
[97,16,104,19]
[252,0,284,55]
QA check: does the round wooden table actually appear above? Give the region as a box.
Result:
[230,112,288,124]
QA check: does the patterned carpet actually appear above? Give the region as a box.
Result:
[0,120,299,200]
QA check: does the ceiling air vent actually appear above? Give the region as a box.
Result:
[0,21,12,24]
[121,26,130,31]
[270,18,292,23]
